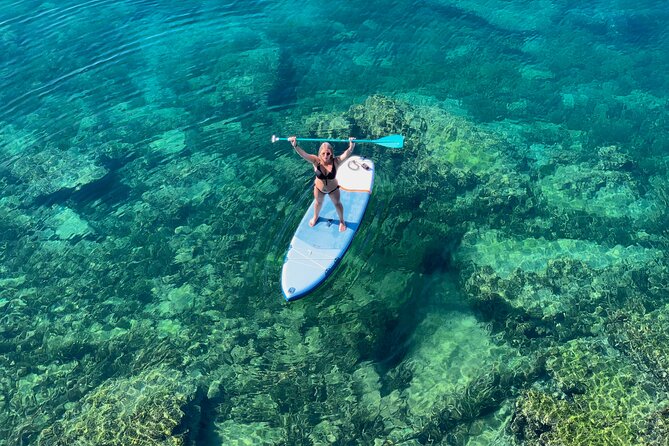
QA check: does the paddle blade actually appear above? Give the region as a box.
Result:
[375,134,404,149]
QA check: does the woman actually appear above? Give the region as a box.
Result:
[288,136,356,232]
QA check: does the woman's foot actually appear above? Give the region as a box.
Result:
[309,217,317,227]
[339,222,346,232]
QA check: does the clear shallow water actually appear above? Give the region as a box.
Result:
[2,1,669,445]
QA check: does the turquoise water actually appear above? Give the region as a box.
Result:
[2,0,669,444]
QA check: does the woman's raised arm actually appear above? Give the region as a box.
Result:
[289,136,318,163]
[336,137,356,163]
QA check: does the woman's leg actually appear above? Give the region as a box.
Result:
[310,187,324,227]
[329,188,346,232]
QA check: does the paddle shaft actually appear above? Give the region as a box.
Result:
[275,137,368,143]
[271,134,404,148]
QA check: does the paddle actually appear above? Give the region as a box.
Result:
[271,134,404,149]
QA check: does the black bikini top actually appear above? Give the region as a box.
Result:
[315,162,337,182]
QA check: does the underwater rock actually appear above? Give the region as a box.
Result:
[38,367,201,446]
[150,129,187,156]
[117,151,222,226]
[393,95,533,233]
[454,229,667,343]
[104,103,192,151]
[608,304,669,391]
[2,360,82,443]
[0,196,33,244]
[425,0,559,33]
[214,420,285,445]
[348,95,427,149]
[537,160,661,225]
[136,21,280,114]
[304,111,353,139]
[511,338,666,445]
[483,136,666,242]
[152,283,200,316]
[7,145,107,201]
[565,6,666,44]
[398,312,515,421]
[457,229,663,281]
[450,169,534,228]
[209,45,280,111]
[376,310,536,444]
[349,94,533,234]
[40,206,94,240]
[596,145,636,171]
[410,95,516,174]
[642,408,669,446]
[0,124,41,157]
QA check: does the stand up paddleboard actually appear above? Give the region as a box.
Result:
[281,155,375,301]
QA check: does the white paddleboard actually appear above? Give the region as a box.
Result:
[281,155,375,301]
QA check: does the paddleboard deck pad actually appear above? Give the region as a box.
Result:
[281,156,375,301]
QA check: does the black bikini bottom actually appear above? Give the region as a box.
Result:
[317,185,340,195]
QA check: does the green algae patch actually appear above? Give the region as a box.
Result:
[403,95,513,174]
[609,304,669,390]
[38,367,200,446]
[400,312,517,420]
[512,338,668,445]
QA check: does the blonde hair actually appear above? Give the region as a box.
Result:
[318,143,333,156]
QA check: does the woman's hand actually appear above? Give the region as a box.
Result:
[288,136,297,147]
[336,137,356,163]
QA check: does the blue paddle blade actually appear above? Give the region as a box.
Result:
[374,134,404,148]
